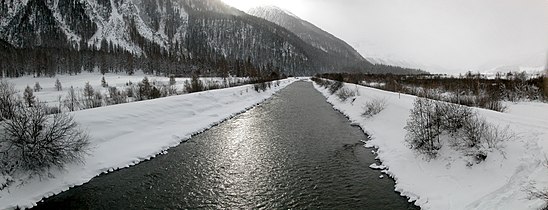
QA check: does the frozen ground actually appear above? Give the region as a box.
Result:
[313,81,548,210]
[0,76,296,209]
[6,71,249,107]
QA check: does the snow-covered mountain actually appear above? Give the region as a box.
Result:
[248,6,367,67]
[0,0,362,76]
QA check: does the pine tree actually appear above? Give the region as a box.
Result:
[24,85,35,107]
[82,82,96,109]
[55,78,62,91]
[101,76,108,87]
[169,75,176,86]
[34,82,42,92]
[137,77,152,101]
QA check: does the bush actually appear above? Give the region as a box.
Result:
[253,81,269,92]
[184,74,205,93]
[34,82,42,92]
[329,80,343,95]
[0,80,17,120]
[436,102,474,134]
[1,104,90,176]
[336,87,356,102]
[362,97,387,118]
[311,77,333,88]
[405,97,512,162]
[404,98,441,158]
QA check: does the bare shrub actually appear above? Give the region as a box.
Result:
[253,81,268,92]
[436,102,474,135]
[405,98,441,158]
[63,86,80,112]
[184,74,205,93]
[0,80,17,120]
[107,86,128,105]
[479,123,515,159]
[336,87,356,101]
[524,181,548,210]
[0,104,90,176]
[405,97,513,163]
[329,80,343,95]
[477,94,507,112]
[362,97,387,118]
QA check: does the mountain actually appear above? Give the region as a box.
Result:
[0,0,360,77]
[247,6,426,75]
[248,6,367,67]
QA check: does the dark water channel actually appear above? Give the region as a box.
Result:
[33,81,418,209]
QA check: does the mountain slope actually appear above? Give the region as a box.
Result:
[248,6,367,66]
[0,0,356,77]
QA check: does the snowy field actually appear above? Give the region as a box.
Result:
[6,71,249,107]
[0,77,296,209]
[313,81,548,210]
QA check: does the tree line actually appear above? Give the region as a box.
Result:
[318,72,547,112]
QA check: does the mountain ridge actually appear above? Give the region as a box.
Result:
[248,5,365,64]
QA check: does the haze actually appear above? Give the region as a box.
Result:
[223,0,548,74]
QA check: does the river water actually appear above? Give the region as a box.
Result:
[33,81,417,209]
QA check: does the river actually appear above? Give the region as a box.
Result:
[33,81,417,209]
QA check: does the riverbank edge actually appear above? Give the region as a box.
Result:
[312,80,548,210]
[0,78,298,209]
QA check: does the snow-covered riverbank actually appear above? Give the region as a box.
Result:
[313,81,548,210]
[0,78,296,209]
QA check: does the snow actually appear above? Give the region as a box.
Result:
[313,81,548,210]
[0,77,296,209]
[369,163,387,170]
[7,71,249,108]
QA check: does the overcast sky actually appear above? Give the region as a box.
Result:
[223,0,548,73]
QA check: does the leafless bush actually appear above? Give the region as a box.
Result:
[436,102,474,134]
[329,80,343,95]
[524,181,548,210]
[107,86,128,105]
[1,103,90,177]
[253,81,268,92]
[0,80,17,120]
[477,94,507,112]
[336,87,356,101]
[184,74,205,93]
[405,97,512,162]
[311,77,333,88]
[63,86,81,112]
[405,98,441,158]
[362,97,387,118]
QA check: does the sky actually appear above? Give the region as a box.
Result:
[222,0,548,73]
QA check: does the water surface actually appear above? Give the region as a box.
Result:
[34,81,417,209]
